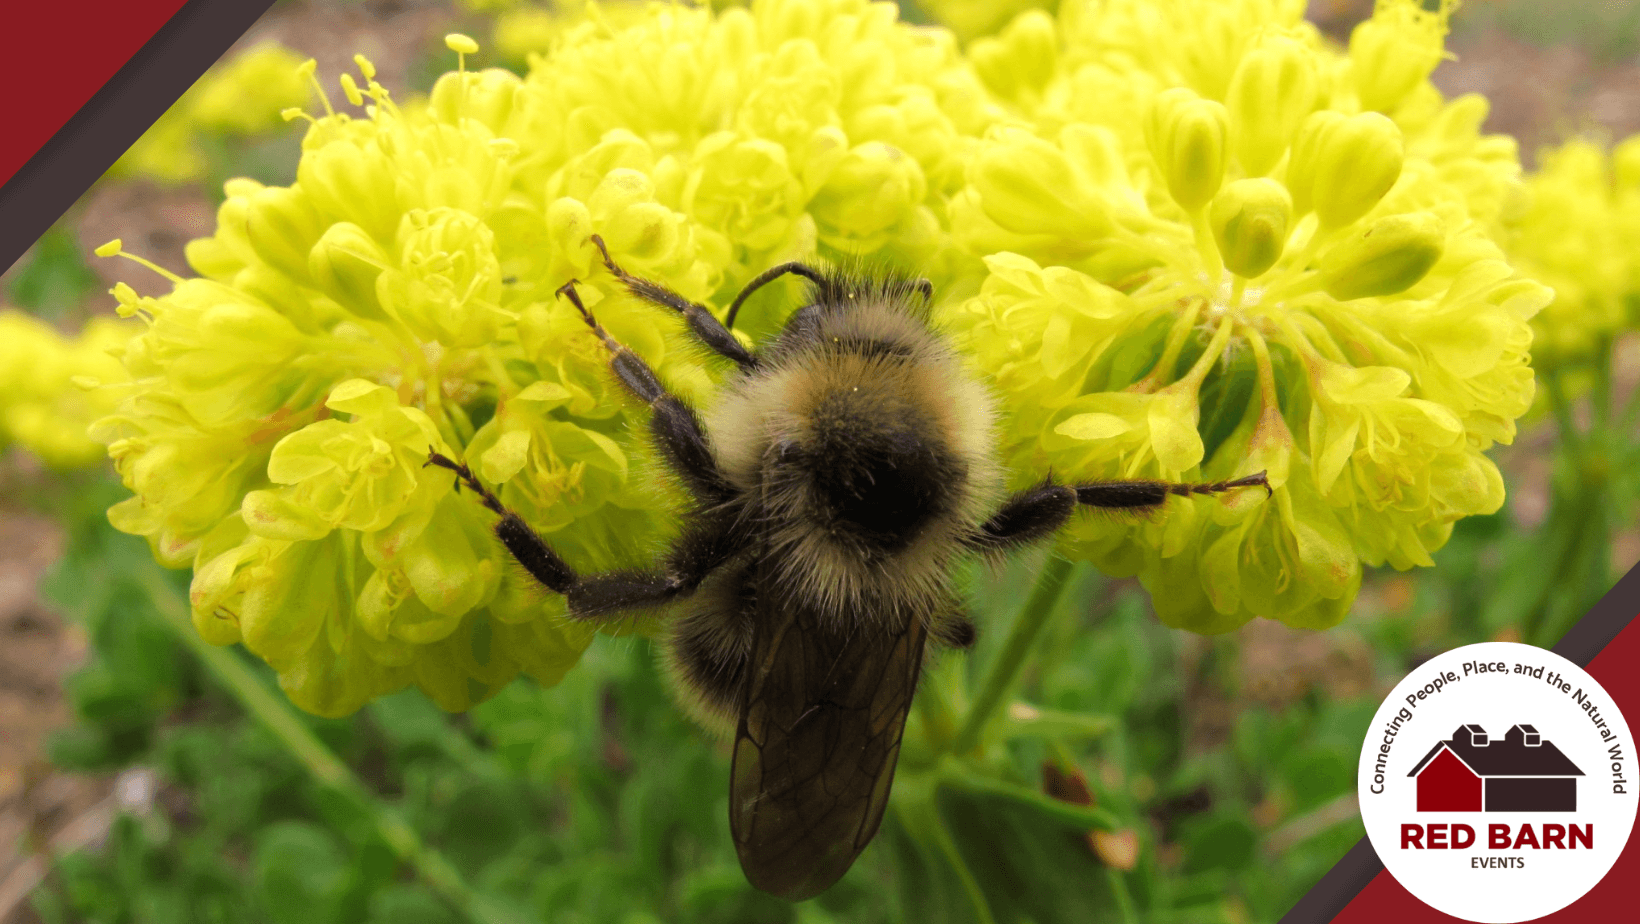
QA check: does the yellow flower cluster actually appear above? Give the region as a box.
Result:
[96,2,997,715]
[943,0,1547,631]
[1506,137,1640,373]
[94,0,1556,713]
[917,0,1057,43]
[113,43,310,183]
[482,1,753,64]
[0,310,132,469]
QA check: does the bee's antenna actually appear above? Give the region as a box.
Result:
[724,261,827,329]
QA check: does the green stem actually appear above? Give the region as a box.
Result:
[912,661,962,756]
[1532,487,1612,647]
[1190,208,1223,282]
[951,556,1076,757]
[1591,333,1614,430]
[936,769,1120,831]
[906,791,997,924]
[1519,472,1602,645]
[995,707,1116,744]
[1107,867,1139,924]
[1545,371,1583,461]
[934,820,996,924]
[134,569,526,924]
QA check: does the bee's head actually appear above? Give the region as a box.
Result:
[765,270,932,361]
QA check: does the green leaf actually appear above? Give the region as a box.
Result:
[1281,748,1354,810]
[366,885,460,924]
[994,707,1117,745]
[253,822,358,924]
[5,225,102,317]
[939,784,1123,924]
[45,724,127,771]
[1180,814,1256,873]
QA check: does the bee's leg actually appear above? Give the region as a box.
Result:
[586,234,766,370]
[425,452,743,621]
[930,611,978,650]
[966,480,1079,552]
[1072,471,1271,510]
[569,511,746,619]
[425,451,579,593]
[966,472,1270,552]
[556,278,736,508]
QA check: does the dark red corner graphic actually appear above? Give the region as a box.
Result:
[0,0,278,275]
[2,2,187,190]
[1283,561,1640,923]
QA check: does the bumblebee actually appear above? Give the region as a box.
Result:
[428,237,1267,900]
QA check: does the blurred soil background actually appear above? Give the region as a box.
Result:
[2,0,1639,920]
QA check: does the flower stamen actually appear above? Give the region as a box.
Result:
[297,57,334,118]
[93,239,184,285]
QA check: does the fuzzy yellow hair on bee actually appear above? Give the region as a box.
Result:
[427,236,1269,902]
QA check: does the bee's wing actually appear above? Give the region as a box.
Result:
[729,578,927,901]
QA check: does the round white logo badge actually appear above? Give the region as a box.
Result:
[1358,642,1636,922]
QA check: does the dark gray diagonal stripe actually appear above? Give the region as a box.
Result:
[1552,551,1640,666]
[0,0,278,275]
[1279,838,1384,924]
[1280,558,1640,923]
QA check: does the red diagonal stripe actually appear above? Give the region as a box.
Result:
[1,1,191,189]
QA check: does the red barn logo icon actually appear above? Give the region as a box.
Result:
[1407,724,1584,812]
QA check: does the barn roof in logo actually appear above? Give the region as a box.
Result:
[1408,723,1585,811]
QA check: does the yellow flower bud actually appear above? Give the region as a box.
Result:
[810,141,928,245]
[969,9,1058,100]
[1319,211,1444,301]
[1061,123,1131,192]
[296,140,401,243]
[429,67,523,134]
[308,222,391,317]
[111,282,141,314]
[1349,0,1453,113]
[546,196,594,272]
[244,186,324,283]
[237,540,333,666]
[1286,111,1403,229]
[686,133,802,251]
[1226,36,1319,177]
[1145,87,1229,212]
[1210,178,1292,279]
[585,168,656,221]
[970,127,1112,238]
